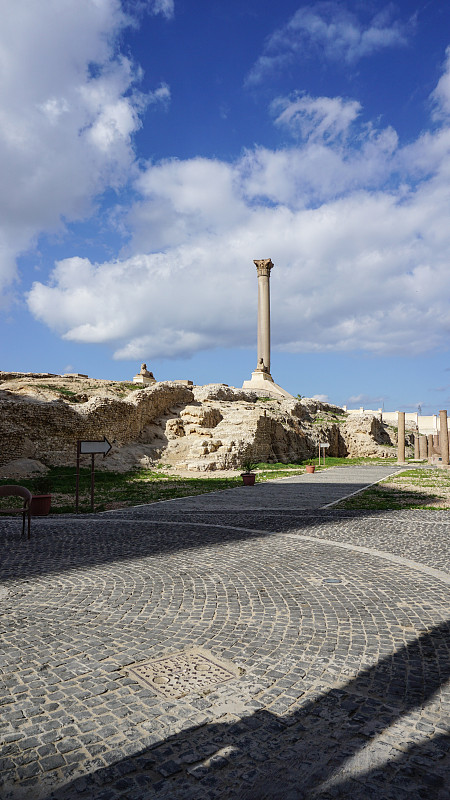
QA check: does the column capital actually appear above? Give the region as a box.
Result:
[253,258,274,278]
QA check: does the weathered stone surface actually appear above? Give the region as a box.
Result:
[0,380,193,469]
[0,375,405,474]
[192,385,257,403]
[0,491,448,800]
[340,413,410,458]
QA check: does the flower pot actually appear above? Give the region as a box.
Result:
[241,473,256,486]
[30,494,52,516]
[305,465,315,474]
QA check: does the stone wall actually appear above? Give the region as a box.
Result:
[0,383,193,468]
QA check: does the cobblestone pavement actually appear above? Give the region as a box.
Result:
[0,466,449,800]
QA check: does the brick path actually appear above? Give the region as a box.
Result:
[0,466,449,799]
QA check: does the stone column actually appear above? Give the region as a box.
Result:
[414,434,420,460]
[440,410,449,465]
[397,411,405,463]
[254,259,274,374]
[419,435,427,459]
[427,434,433,459]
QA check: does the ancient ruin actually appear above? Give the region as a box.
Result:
[132,363,156,386]
[0,372,409,477]
[242,259,293,399]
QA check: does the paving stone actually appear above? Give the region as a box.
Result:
[0,465,449,799]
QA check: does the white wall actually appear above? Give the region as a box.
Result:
[342,407,448,434]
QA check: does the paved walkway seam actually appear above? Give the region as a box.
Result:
[32,516,450,585]
[284,533,450,585]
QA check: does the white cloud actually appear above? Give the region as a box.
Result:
[0,0,170,303]
[25,27,450,363]
[246,2,410,85]
[239,123,398,207]
[272,94,361,142]
[148,83,171,107]
[128,156,251,251]
[28,246,258,358]
[147,0,174,20]
[346,394,385,407]
[27,168,450,360]
[432,46,450,119]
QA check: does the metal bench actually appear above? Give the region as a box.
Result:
[0,485,32,539]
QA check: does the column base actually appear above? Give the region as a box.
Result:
[132,375,156,386]
[242,371,294,399]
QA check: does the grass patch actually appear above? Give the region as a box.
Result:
[307,456,397,467]
[0,456,412,515]
[254,462,307,481]
[118,382,144,392]
[254,461,305,471]
[0,467,242,514]
[336,467,450,510]
[36,384,82,402]
[312,415,348,425]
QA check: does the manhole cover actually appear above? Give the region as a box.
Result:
[128,648,241,699]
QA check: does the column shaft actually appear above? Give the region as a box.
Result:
[419,435,427,459]
[258,274,271,372]
[439,410,449,465]
[397,411,405,463]
[254,259,273,373]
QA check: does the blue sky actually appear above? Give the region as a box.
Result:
[2,0,450,414]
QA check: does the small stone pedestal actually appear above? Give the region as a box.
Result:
[132,363,156,386]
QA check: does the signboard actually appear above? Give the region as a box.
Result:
[318,441,330,466]
[79,438,112,456]
[76,438,112,513]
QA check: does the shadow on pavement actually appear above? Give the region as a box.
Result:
[39,620,450,800]
[0,489,444,583]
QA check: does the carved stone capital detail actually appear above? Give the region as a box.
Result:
[253,258,274,278]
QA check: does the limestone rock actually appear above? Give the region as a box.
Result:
[0,375,406,475]
[340,413,400,458]
[192,384,257,403]
[0,380,193,469]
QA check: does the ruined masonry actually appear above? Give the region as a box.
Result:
[0,373,406,475]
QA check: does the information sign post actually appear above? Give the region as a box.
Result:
[318,442,330,466]
[76,438,112,513]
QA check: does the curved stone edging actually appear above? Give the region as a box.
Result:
[35,515,450,585]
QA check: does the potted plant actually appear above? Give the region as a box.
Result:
[305,459,316,474]
[30,475,52,516]
[240,458,258,486]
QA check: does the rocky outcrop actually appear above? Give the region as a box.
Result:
[0,382,193,470]
[340,414,397,457]
[0,376,405,474]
